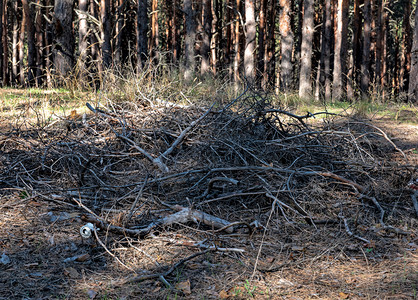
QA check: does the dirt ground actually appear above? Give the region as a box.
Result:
[0,96,417,299]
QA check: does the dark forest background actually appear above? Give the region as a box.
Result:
[0,0,417,103]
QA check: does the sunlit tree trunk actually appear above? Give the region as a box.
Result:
[150,0,158,61]
[19,2,26,85]
[408,1,418,103]
[244,0,255,82]
[78,0,89,84]
[279,0,293,92]
[361,0,371,98]
[210,0,218,73]
[12,1,19,85]
[183,0,196,81]
[233,0,242,83]
[299,0,314,99]
[332,0,348,101]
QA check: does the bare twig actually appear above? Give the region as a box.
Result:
[339,214,370,244]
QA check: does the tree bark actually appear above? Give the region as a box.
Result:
[201,0,212,75]
[400,0,412,92]
[244,0,255,82]
[233,0,242,83]
[0,0,5,85]
[299,0,315,99]
[53,0,75,81]
[35,0,44,86]
[22,0,37,86]
[266,0,276,88]
[12,1,19,85]
[210,0,218,73]
[114,0,125,66]
[332,0,348,101]
[279,0,294,92]
[78,0,89,81]
[319,0,332,101]
[258,0,267,88]
[183,0,196,81]
[361,0,371,98]
[150,0,158,60]
[137,0,148,70]
[101,0,111,68]
[19,1,26,85]
[408,1,418,103]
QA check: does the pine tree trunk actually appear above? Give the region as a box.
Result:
[150,0,158,60]
[22,0,36,86]
[266,0,276,88]
[210,0,218,73]
[78,0,89,84]
[183,0,196,81]
[225,0,232,71]
[53,0,75,81]
[299,0,315,99]
[257,0,267,88]
[332,0,348,101]
[19,2,26,85]
[279,0,294,92]
[400,0,412,92]
[201,0,212,75]
[101,0,111,68]
[233,0,242,83]
[0,0,5,85]
[115,0,125,66]
[35,0,44,86]
[137,0,148,69]
[12,1,19,85]
[408,1,418,103]
[244,0,255,82]
[361,0,371,98]
[319,0,332,101]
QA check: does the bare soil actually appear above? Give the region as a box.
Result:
[0,93,417,300]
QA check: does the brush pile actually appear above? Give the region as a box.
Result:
[0,88,416,298]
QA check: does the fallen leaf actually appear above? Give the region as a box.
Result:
[219,289,229,299]
[152,286,161,293]
[176,279,191,295]
[339,291,349,299]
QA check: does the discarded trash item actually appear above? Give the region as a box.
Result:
[80,223,95,239]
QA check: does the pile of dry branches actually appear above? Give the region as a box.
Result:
[0,88,416,285]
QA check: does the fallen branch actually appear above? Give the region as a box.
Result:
[81,203,235,237]
[116,249,213,286]
[339,214,370,244]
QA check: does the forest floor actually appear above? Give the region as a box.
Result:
[0,88,417,299]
